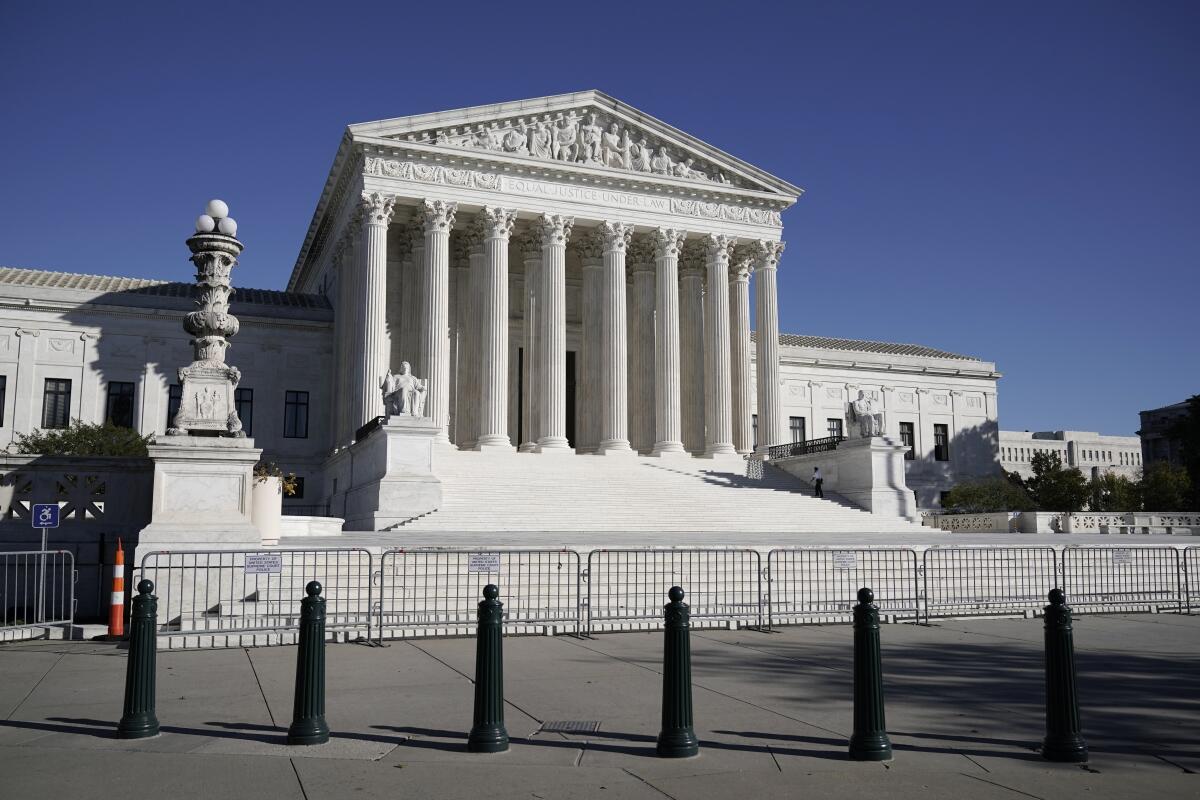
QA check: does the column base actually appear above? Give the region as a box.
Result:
[703,443,738,458]
[518,442,539,453]
[650,441,687,457]
[537,437,573,453]
[474,435,512,451]
[597,440,636,456]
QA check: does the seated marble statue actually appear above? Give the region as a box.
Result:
[380,361,427,417]
[847,390,885,438]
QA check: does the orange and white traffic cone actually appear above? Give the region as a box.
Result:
[108,538,125,638]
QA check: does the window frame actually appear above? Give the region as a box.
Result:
[933,423,950,462]
[41,378,72,429]
[283,390,310,439]
[105,380,137,429]
[899,421,916,460]
[235,387,254,437]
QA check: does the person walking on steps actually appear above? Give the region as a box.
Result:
[813,467,824,498]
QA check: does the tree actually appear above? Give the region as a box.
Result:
[1140,462,1193,512]
[1088,472,1141,512]
[1167,394,1200,508]
[10,420,150,457]
[1022,451,1090,512]
[942,477,1035,513]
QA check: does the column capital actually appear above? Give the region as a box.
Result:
[360,192,395,227]
[652,228,687,260]
[627,237,656,273]
[729,246,753,282]
[461,222,485,255]
[405,222,425,253]
[539,213,574,247]
[752,239,785,269]
[477,206,517,240]
[421,199,458,233]
[517,228,542,260]
[601,221,633,253]
[573,229,605,262]
[704,233,737,264]
[680,240,706,278]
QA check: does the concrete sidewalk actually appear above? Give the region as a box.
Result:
[2,614,1199,799]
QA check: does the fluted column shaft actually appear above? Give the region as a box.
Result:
[703,234,736,456]
[679,254,706,455]
[537,214,573,450]
[457,232,484,448]
[577,233,604,453]
[449,238,469,444]
[477,208,516,449]
[651,229,686,455]
[420,200,457,445]
[753,241,786,453]
[729,253,753,454]
[599,222,633,453]
[341,232,362,443]
[519,234,542,451]
[408,230,426,376]
[330,242,350,447]
[356,193,394,429]
[629,245,656,454]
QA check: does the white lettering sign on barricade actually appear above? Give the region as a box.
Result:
[468,553,501,573]
[1111,548,1133,566]
[832,551,857,570]
[244,554,284,575]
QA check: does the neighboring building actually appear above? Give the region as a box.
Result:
[999,430,1142,481]
[1138,400,1191,468]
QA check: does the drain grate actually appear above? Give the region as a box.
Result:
[539,720,601,734]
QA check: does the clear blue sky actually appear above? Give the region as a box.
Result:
[2,1,1196,436]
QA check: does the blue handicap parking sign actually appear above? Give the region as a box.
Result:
[32,503,59,529]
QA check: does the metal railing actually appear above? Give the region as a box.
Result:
[923,546,1059,623]
[586,548,762,632]
[766,435,845,461]
[767,548,920,628]
[138,548,374,644]
[376,548,582,639]
[1061,546,1182,613]
[0,550,75,639]
[1187,547,1200,613]
[282,503,332,517]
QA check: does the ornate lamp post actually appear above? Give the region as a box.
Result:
[167,199,247,437]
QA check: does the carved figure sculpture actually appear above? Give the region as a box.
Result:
[502,124,527,155]
[553,113,579,162]
[472,125,490,149]
[487,124,504,151]
[380,361,428,417]
[631,137,652,172]
[578,112,603,164]
[847,390,886,438]
[651,146,674,175]
[528,118,552,159]
[601,123,628,168]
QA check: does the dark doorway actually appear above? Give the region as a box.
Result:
[566,350,576,448]
[515,348,576,448]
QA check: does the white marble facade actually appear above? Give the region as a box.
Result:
[1000,430,1143,481]
[0,92,1012,512]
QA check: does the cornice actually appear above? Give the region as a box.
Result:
[775,353,1001,380]
[0,299,333,334]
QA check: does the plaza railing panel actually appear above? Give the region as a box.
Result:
[922,546,1059,622]
[766,547,919,628]
[375,548,582,640]
[1187,547,1200,614]
[585,548,762,632]
[1061,545,1182,614]
[0,550,75,642]
[138,548,374,647]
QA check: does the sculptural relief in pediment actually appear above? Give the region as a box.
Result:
[387,107,749,189]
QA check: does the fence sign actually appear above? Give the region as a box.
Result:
[832,551,857,570]
[244,554,284,575]
[1111,548,1133,566]
[468,553,501,573]
[32,504,59,529]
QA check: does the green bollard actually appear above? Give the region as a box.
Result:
[656,586,699,758]
[117,579,160,739]
[849,587,893,761]
[288,581,330,745]
[467,584,509,753]
[1042,589,1088,762]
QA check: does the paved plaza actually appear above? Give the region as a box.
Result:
[2,614,1199,799]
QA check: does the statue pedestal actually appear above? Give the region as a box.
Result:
[772,436,917,521]
[327,416,442,531]
[135,435,263,562]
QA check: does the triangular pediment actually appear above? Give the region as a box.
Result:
[348,90,801,197]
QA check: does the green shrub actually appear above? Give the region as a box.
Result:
[11,420,150,457]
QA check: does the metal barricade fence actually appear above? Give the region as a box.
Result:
[1187,547,1200,614]
[138,549,374,646]
[375,549,582,639]
[0,550,75,640]
[767,548,919,628]
[586,548,762,632]
[922,546,1058,622]
[1062,546,1182,613]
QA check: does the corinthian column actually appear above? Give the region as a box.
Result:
[679,243,706,455]
[598,221,634,454]
[420,199,457,445]
[703,234,737,457]
[627,238,656,454]
[651,228,686,456]
[476,207,516,449]
[518,230,542,452]
[355,193,394,429]
[729,247,754,454]
[754,240,786,454]
[575,231,604,453]
[537,214,573,451]
[449,234,470,445]
[457,225,484,448]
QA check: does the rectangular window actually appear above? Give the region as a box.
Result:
[0,375,6,427]
[284,390,309,438]
[42,378,72,429]
[291,476,305,500]
[899,421,915,460]
[827,418,843,439]
[105,381,136,428]
[167,384,183,429]
[235,387,254,436]
[789,416,806,443]
[751,414,758,451]
[934,423,950,462]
